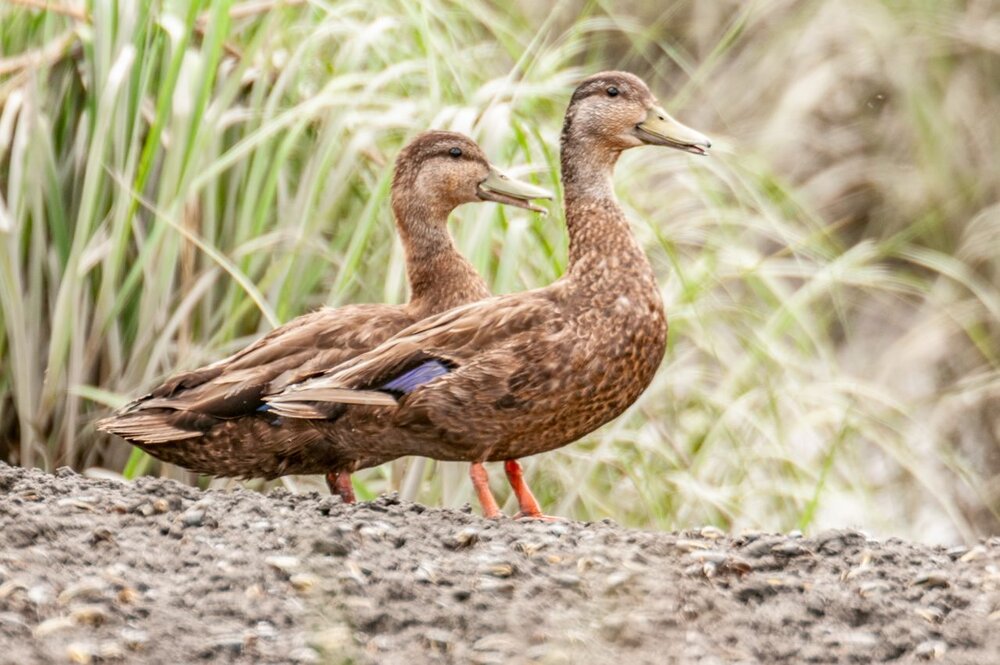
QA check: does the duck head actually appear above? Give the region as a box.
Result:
[392,131,552,218]
[562,71,711,156]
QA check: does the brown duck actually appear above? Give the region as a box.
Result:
[97,131,551,501]
[266,72,711,518]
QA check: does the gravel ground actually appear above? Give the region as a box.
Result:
[1,463,999,664]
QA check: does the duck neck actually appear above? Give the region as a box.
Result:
[393,197,487,316]
[561,136,648,279]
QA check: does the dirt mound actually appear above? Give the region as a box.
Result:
[1,463,998,664]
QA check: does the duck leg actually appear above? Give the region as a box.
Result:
[504,459,558,521]
[469,462,502,519]
[326,472,356,504]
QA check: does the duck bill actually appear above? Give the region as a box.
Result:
[477,166,552,214]
[635,106,711,155]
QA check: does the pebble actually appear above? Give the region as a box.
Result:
[71,604,110,626]
[699,526,725,540]
[687,550,729,565]
[772,541,811,557]
[27,584,54,605]
[414,561,438,584]
[444,527,480,550]
[33,616,76,637]
[675,538,709,552]
[66,642,95,664]
[121,628,149,650]
[481,561,515,578]
[290,573,320,593]
[914,606,945,623]
[180,509,205,527]
[264,555,300,573]
[423,628,455,650]
[289,646,321,663]
[959,546,987,562]
[552,573,582,588]
[914,571,950,589]
[58,578,107,604]
[914,639,948,660]
[311,532,353,556]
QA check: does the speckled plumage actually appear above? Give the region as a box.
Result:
[266,73,704,494]
[97,131,543,477]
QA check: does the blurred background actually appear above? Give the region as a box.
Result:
[1,0,997,544]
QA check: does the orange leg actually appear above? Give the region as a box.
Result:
[504,459,559,521]
[326,472,356,504]
[469,462,503,519]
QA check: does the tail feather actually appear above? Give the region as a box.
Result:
[97,412,207,445]
[265,388,397,419]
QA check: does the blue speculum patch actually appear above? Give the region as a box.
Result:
[381,359,451,394]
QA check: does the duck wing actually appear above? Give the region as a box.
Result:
[98,304,412,443]
[265,291,562,417]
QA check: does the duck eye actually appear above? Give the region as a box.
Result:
[449,147,462,157]
[606,86,619,97]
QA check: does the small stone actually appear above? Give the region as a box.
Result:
[27,584,54,605]
[33,616,76,637]
[675,539,709,552]
[254,621,278,639]
[121,628,149,650]
[71,604,110,626]
[135,502,155,517]
[423,628,455,650]
[959,546,987,562]
[699,526,725,540]
[58,578,107,604]
[915,607,945,624]
[772,541,811,557]
[310,625,353,653]
[311,533,353,556]
[945,545,968,560]
[858,581,891,598]
[290,573,320,593]
[553,573,581,588]
[181,509,205,527]
[98,641,125,660]
[152,499,169,514]
[472,634,520,652]
[414,561,438,584]
[547,523,570,536]
[477,579,515,595]
[444,527,480,550]
[914,639,947,660]
[603,571,633,592]
[288,646,321,663]
[200,636,243,658]
[90,527,115,545]
[481,561,515,578]
[513,540,544,556]
[67,642,94,664]
[687,550,729,565]
[117,587,138,604]
[264,555,300,573]
[914,572,950,589]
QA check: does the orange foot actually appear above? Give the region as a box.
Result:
[469,462,503,519]
[325,471,356,504]
[504,459,561,521]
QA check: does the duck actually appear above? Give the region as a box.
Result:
[97,131,552,502]
[264,71,711,519]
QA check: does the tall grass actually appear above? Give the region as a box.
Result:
[1,0,997,542]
